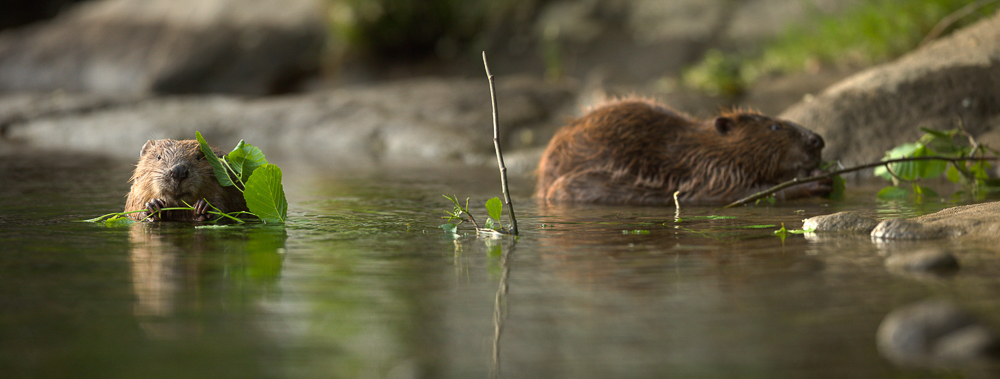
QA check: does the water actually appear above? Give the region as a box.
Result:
[3,152,1000,378]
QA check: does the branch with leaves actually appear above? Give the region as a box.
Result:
[725,127,1000,208]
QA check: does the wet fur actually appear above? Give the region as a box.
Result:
[536,98,828,205]
[125,139,248,221]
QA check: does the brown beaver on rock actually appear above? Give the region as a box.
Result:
[536,99,831,204]
[125,139,248,221]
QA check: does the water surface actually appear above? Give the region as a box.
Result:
[3,152,1000,378]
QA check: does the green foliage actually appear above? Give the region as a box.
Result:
[440,194,509,235]
[196,131,235,188]
[876,127,998,200]
[683,0,1000,94]
[227,140,268,185]
[244,164,288,224]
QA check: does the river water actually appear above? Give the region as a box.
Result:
[3,152,1000,378]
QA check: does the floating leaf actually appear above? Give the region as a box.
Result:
[227,140,268,184]
[440,223,458,234]
[485,197,502,223]
[244,164,287,223]
[104,215,136,227]
[196,131,235,187]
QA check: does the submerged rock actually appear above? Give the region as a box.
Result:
[884,249,959,274]
[877,300,1000,365]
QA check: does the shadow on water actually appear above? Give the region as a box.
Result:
[4,152,1000,378]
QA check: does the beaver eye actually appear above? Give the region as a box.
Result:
[769,124,782,131]
[156,154,162,160]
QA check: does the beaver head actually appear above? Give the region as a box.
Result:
[130,139,224,208]
[711,111,825,184]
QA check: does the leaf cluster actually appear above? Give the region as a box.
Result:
[876,127,999,200]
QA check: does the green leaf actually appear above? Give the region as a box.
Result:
[440,223,458,234]
[877,186,909,199]
[196,131,235,187]
[876,142,921,180]
[104,215,136,227]
[946,165,962,183]
[485,197,502,222]
[227,140,268,184]
[828,174,846,200]
[485,218,496,230]
[244,164,287,223]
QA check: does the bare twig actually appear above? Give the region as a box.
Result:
[723,156,1000,208]
[920,0,999,47]
[483,52,518,236]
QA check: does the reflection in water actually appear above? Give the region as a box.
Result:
[128,223,287,340]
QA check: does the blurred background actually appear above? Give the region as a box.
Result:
[1,0,998,170]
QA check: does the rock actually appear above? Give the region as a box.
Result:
[780,11,1000,167]
[877,300,1000,365]
[874,202,1000,241]
[802,211,880,233]
[884,249,959,274]
[0,0,326,96]
[871,218,952,240]
[806,202,1000,241]
[1,77,577,171]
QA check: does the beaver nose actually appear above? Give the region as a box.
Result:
[170,164,188,180]
[808,133,825,149]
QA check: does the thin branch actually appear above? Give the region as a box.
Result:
[723,156,1000,208]
[483,51,518,236]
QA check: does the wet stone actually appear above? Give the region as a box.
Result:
[871,218,950,240]
[801,211,879,233]
[877,300,1000,365]
[884,249,959,274]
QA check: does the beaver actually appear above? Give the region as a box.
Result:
[536,99,831,205]
[125,139,248,221]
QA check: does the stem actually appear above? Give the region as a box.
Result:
[723,156,1000,208]
[483,51,518,236]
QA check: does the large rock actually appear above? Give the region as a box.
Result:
[0,77,577,171]
[780,12,1000,167]
[0,0,326,96]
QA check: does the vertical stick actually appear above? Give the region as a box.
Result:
[483,52,518,235]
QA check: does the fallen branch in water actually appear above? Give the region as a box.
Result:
[723,156,1000,208]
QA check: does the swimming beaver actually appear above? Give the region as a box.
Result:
[125,139,248,221]
[536,99,831,204]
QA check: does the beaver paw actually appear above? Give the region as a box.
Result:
[144,199,166,221]
[803,177,833,197]
[193,199,213,222]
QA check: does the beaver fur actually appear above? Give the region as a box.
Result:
[125,139,248,221]
[536,99,830,204]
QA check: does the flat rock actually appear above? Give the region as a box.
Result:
[0,77,577,171]
[0,0,326,95]
[802,211,880,233]
[780,11,1000,167]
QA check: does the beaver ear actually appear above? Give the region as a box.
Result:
[139,140,155,157]
[713,117,734,135]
